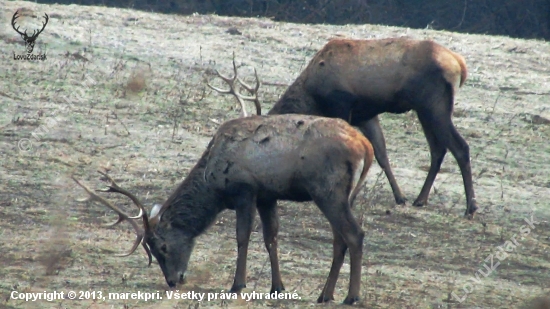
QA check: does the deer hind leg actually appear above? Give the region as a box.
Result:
[413,109,448,208]
[413,83,477,217]
[314,196,364,305]
[228,188,257,293]
[317,226,347,303]
[448,123,477,216]
[256,198,285,293]
[300,141,366,303]
[359,117,407,204]
[318,200,365,305]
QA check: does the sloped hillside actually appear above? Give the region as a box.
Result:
[0,1,549,308]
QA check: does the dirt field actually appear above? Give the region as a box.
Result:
[1,1,549,308]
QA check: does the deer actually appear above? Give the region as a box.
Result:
[208,37,478,217]
[72,113,374,305]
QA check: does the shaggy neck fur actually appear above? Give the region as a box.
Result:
[155,153,225,238]
[268,78,320,116]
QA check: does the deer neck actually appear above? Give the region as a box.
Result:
[268,79,319,116]
[155,155,225,238]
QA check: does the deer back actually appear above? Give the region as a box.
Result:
[301,38,464,101]
[203,114,371,199]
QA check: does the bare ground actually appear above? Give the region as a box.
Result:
[0,1,549,308]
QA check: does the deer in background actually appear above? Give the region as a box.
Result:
[73,114,374,305]
[209,37,477,217]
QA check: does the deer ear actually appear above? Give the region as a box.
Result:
[148,204,163,227]
[150,204,162,218]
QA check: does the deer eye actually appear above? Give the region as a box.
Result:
[160,244,167,253]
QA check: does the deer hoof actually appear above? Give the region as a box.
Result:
[270,285,285,294]
[463,200,478,219]
[395,195,407,205]
[468,202,478,215]
[317,294,334,303]
[412,199,427,207]
[229,284,246,293]
[343,296,360,305]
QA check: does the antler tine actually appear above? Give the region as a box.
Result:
[207,51,264,117]
[206,52,240,93]
[95,171,147,222]
[142,240,153,266]
[206,69,238,94]
[236,67,262,116]
[71,175,148,259]
[207,71,249,117]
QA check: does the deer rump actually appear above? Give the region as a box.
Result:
[203,114,369,204]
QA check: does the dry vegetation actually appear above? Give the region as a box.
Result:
[1,1,549,308]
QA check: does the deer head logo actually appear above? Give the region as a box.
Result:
[11,11,49,54]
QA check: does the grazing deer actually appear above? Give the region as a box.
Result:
[73,114,374,305]
[208,37,477,217]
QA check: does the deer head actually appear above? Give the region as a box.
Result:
[72,171,192,287]
[12,11,49,54]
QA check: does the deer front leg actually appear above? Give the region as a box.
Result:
[359,117,407,205]
[257,199,285,293]
[230,192,257,293]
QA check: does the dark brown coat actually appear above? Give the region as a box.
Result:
[269,37,477,216]
[73,114,374,305]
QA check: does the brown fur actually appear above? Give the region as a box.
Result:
[453,50,468,87]
[77,114,374,305]
[521,296,550,309]
[156,115,373,305]
[269,37,478,216]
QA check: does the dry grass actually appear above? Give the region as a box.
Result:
[0,1,549,308]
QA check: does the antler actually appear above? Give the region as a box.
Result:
[207,52,262,117]
[72,171,153,265]
[95,171,147,224]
